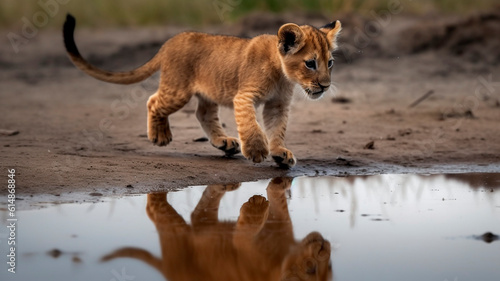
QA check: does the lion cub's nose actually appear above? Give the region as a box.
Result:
[319,83,330,91]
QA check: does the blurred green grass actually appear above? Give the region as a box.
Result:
[1,0,498,28]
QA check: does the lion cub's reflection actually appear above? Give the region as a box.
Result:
[102,178,332,281]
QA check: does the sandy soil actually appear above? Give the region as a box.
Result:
[1,11,499,204]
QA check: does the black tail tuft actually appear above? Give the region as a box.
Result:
[63,13,80,56]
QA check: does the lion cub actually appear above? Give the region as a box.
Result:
[102,178,332,281]
[63,15,341,168]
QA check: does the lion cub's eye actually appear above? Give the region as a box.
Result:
[304,60,316,70]
[327,59,334,69]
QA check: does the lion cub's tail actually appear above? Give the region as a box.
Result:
[63,14,161,85]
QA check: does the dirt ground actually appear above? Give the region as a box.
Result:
[1,11,499,204]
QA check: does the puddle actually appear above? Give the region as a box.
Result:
[1,174,499,281]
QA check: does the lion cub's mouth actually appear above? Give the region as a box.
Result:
[305,88,326,99]
[302,231,331,259]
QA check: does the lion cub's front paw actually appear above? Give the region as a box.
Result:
[238,195,270,227]
[271,146,296,168]
[211,136,241,156]
[242,133,269,163]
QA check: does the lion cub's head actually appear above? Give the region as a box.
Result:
[277,21,342,100]
[281,232,332,281]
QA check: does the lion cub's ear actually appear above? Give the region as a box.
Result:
[320,20,342,49]
[278,23,306,55]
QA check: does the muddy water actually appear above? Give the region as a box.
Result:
[1,174,499,281]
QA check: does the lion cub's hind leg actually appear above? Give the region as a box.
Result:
[196,96,240,156]
[146,193,188,230]
[147,90,191,146]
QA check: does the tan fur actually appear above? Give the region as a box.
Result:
[64,15,341,167]
[102,178,332,281]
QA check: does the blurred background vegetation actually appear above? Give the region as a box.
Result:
[1,0,498,28]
